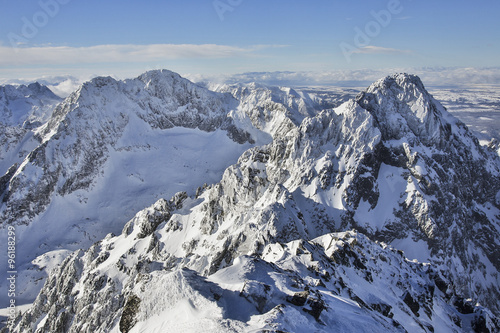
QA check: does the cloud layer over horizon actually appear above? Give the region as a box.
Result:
[2,67,500,99]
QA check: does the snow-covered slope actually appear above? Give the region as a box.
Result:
[0,82,61,175]
[204,81,325,145]
[3,72,500,332]
[0,70,323,308]
[0,82,60,129]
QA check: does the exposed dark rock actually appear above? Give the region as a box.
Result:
[303,297,326,321]
[119,294,141,333]
[370,302,393,318]
[286,291,309,306]
[453,297,475,315]
[403,292,420,317]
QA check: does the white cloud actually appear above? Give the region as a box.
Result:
[0,44,280,66]
[46,77,87,98]
[4,67,500,98]
[352,46,412,55]
[0,74,90,97]
[187,67,500,87]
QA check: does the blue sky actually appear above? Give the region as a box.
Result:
[0,0,499,81]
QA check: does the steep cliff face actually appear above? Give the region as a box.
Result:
[3,73,500,332]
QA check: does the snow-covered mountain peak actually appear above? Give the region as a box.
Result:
[137,68,183,84]
[370,73,425,91]
[24,82,58,99]
[83,75,118,89]
[0,82,60,127]
[209,80,325,142]
[0,82,61,176]
[136,69,195,95]
[355,73,455,145]
[134,69,231,108]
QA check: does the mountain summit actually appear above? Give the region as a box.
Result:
[2,72,500,332]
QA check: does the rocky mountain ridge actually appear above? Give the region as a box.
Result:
[1,72,500,332]
[8,224,499,332]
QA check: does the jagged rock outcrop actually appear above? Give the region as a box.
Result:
[7,227,499,332]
